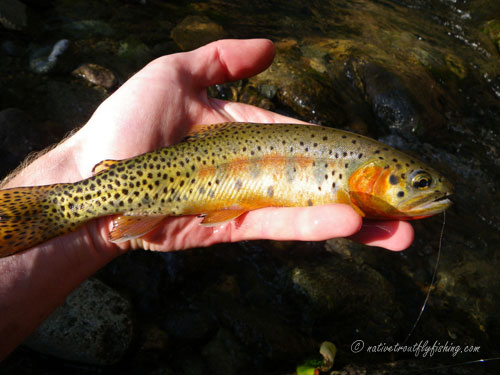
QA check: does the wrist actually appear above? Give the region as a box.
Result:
[1,131,83,189]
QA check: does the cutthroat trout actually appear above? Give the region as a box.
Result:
[0,122,453,257]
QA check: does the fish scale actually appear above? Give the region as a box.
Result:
[0,122,453,257]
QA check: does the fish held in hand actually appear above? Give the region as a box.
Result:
[0,123,453,257]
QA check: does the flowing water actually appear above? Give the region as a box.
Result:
[0,0,499,373]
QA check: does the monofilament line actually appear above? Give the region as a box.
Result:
[402,211,446,345]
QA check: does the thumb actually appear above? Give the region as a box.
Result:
[185,39,275,88]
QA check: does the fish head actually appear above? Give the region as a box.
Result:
[347,157,454,220]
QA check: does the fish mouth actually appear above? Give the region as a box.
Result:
[400,191,453,217]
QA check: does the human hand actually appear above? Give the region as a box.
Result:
[6,39,413,254]
[0,39,413,360]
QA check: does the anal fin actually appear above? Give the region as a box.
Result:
[200,208,248,227]
[109,215,166,243]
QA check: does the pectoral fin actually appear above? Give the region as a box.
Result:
[337,189,366,217]
[199,208,248,227]
[109,215,166,243]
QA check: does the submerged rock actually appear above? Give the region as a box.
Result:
[24,278,133,365]
[202,329,251,375]
[72,63,117,89]
[29,39,70,74]
[170,16,226,51]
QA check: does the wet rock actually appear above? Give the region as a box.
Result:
[134,324,170,364]
[29,39,70,74]
[208,82,275,111]
[0,0,26,30]
[360,63,421,137]
[289,249,402,342]
[0,108,58,179]
[202,329,251,375]
[200,269,316,364]
[173,349,208,375]
[170,16,226,51]
[99,251,173,314]
[162,308,215,342]
[483,19,500,52]
[250,38,355,125]
[24,278,133,365]
[117,39,153,68]
[72,63,117,89]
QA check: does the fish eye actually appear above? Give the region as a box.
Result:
[411,170,432,190]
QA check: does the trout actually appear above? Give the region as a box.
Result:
[0,123,453,257]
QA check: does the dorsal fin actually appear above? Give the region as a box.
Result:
[182,122,242,142]
[92,159,120,175]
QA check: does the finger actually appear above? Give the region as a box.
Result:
[186,39,275,88]
[208,98,310,124]
[105,204,362,252]
[349,220,414,251]
[228,204,363,242]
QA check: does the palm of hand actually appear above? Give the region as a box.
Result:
[63,39,413,253]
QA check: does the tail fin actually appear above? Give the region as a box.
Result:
[0,185,69,257]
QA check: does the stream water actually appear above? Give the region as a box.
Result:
[1,0,499,374]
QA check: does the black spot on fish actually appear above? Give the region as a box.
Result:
[397,191,405,198]
[307,199,313,206]
[389,175,399,185]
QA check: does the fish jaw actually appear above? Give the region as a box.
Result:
[396,191,453,219]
